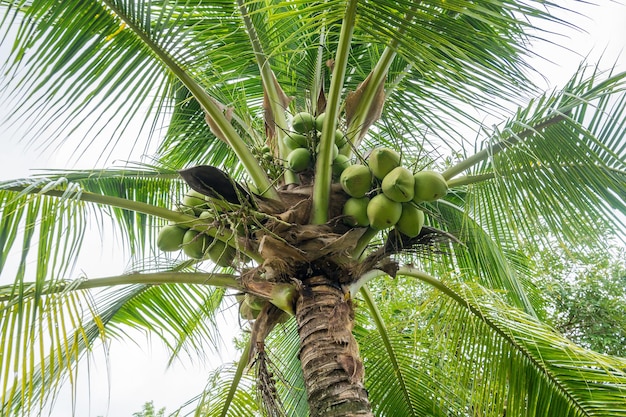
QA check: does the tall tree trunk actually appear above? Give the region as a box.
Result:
[295,275,373,416]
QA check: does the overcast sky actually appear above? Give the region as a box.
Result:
[1,2,626,416]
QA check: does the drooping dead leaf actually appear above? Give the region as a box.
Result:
[248,303,289,363]
[345,72,386,142]
[259,234,308,264]
[318,228,367,257]
[316,82,326,115]
[203,98,234,143]
[263,70,292,140]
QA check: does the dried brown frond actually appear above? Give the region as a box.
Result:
[252,347,285,417]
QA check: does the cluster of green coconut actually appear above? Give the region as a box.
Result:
[284,111,351,176]
[156,189,237,267]
[340,147,448,237]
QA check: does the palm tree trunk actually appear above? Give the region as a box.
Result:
[295,275,373,416]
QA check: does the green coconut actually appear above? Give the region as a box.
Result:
[292,112,316,133]
[182,230,213,259]
[381,166,415,203]
[183,189,209,215]
[332,154,352,177]
[342,197,370,227]
[245,293,266,311]
[395,203,425,238]
[239,294,261,320]
[334,129,348,147]
[157,224,187,252]
[413,170,448,202]
[367,193,402,230]
[368,147,401,180]
[207,239,236,267]
[315,113,326,131]
[340,164,373,198]
[316,142,339,159]
[287,148,312,172]
[283,133,308,150]
[338,142,351,157]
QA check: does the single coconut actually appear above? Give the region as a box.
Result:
[198,210,214,220]
[367,193,402,230]
[182,229,213,259]
[340,164,373,198]
[287,148,312,172]
[315,112,326,131]
[395,203,425,237]
[183,189,209,215]
[368,147,401,180]
[413,170,448,202]
[157,224,187,252]
[381,166,415,202]
[316,142,339,159]
[207,239,236,267]
[342,197,370,227]
[334,130,348,147]
[283,133,308,150]
[292,112,316,133]
[332,154,352,177]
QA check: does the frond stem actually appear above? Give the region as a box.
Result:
[220,339,253,417]
[360,286,416,414]
[0,272,242,304]
[396,266,590,416]
[446,173,495,188]
[311,0,358,224]
[442,113,568,180]
[236,0,297,185]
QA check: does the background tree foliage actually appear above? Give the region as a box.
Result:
[533,241,626,356]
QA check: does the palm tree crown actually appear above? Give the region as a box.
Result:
[1,0,625,416]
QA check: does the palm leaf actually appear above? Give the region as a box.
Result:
[358,268,626,416]
[176,363,260,417]
[446,67,626,249]
[1,272,243,416]
[0,167,190,289]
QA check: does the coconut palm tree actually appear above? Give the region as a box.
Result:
[1,0,626,416]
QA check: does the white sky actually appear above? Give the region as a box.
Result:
[1,2,625,416]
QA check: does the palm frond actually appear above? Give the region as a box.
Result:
[0,0,174,164]
[1,273,243,416]
[357,268,626,416]
[263,317,308,416]
[0,167,188,287]
[175,363,260,417]
[0,284,138,416]
[447,67,626,249]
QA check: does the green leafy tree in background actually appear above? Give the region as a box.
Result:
[533,241,626,357]
[132,401,166,417]
[1,1,626,416]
